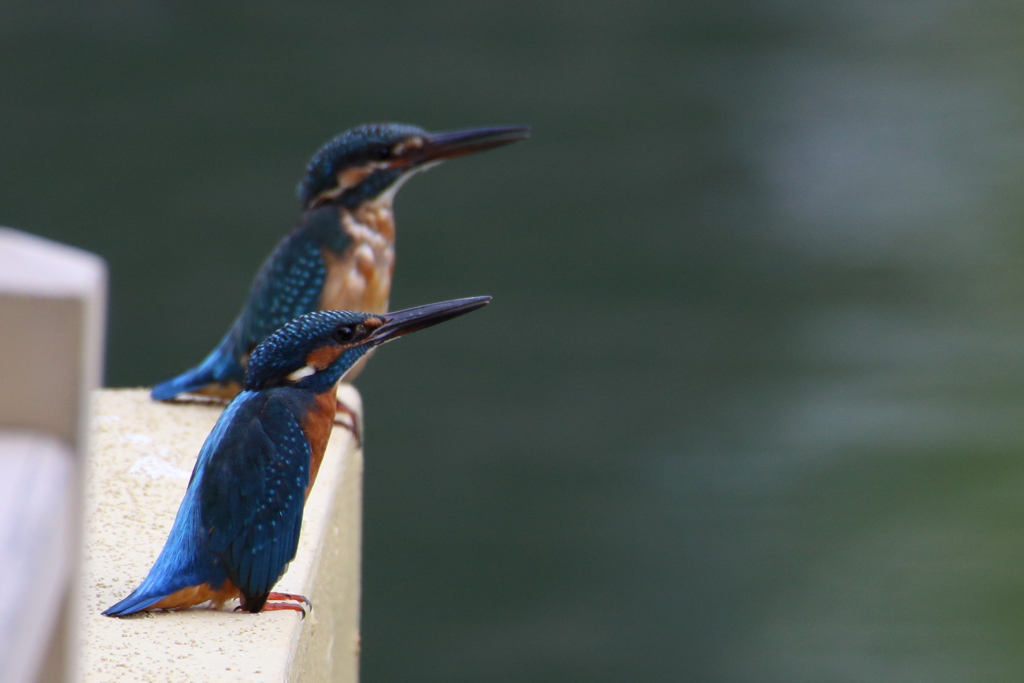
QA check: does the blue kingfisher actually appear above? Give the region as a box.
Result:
[105,296,491,617]
[151,124,527,404]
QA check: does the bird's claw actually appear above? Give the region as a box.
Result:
[268,591,312,610]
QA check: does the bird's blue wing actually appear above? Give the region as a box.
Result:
[198,391,312,599]
[151,207,351,400]
[234,208,352,357]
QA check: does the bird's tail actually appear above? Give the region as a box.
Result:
[151,329,245,401]
[102,552,200,616]
[103,486,222,616]
[102,583,174,617]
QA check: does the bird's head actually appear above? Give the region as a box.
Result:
[297,123,530,210]
[245,296,491,393]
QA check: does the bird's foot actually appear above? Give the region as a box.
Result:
[262,601,307,619]
[268,591,312,610]
[334,398,362,446]
[233,592,310,619]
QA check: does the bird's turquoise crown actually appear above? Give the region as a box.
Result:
[297,122,426,209]
[245,309,372,392]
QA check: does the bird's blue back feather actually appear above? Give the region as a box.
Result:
[233,213,336,352]
[151,207,350,401]
[200,389,313,598]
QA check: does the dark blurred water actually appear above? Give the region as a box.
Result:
[5,1,1024,681]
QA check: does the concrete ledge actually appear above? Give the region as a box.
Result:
[81,387,363,682]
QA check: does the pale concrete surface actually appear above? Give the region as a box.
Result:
[81,387,363,683]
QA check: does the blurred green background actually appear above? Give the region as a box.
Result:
[6,1,1024,681]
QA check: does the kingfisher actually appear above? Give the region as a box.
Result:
[151,123,527,410]
[104,296,490,617]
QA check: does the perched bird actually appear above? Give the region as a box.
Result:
[151,123,527,404]
[104,296,491,617]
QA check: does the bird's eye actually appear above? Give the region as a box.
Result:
[372,146,391,161]
[333,326,356,343]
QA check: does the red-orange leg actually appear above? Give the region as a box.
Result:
[261,601,306,618]
[334,399,362,446]
[268,591,312,610]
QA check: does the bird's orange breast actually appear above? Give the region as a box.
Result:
[319,203,396,315]
[301,390,338,499]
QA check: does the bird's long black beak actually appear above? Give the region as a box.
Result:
[410,125,530,164]
[368,296,492,346]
